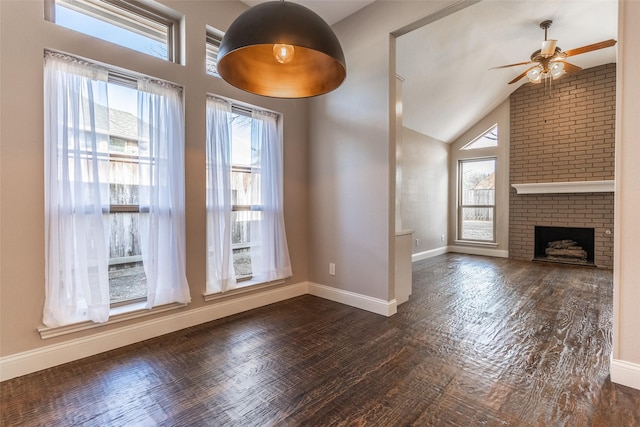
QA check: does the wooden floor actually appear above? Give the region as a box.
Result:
[2,254,640,426]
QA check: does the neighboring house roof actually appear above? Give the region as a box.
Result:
[109,109,138,141]
[89,104,139,141]
[472,172,495,190]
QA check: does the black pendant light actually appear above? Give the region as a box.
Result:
[217,1,346,98]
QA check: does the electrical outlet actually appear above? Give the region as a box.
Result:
[329,263,336,276]
[441,234,445,242]
[415,238,420,247]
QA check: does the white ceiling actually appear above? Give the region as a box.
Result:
[241,0,374,26]
[242,1,618,144]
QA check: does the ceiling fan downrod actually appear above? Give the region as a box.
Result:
[540,20,553,41]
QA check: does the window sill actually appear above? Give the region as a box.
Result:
[38,301,187,339]
[454,240,499,248]
[203,278,286,302]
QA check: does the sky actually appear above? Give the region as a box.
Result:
[55,5,166,61]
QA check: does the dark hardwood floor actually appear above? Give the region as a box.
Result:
[2,254,640,426]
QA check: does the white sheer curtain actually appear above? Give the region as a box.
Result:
[205,97,236,293]
[43,53,111,327]
[137,80,191,307]
[250,111,292,283]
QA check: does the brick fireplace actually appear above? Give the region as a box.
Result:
[509,64,615,268]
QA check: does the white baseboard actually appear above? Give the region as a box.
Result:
[308,282,397,317]
[448,245,509,258]
[0,282,308,382]
[611,358,640,391]
[0,281,398,381]
[412,246,448,262]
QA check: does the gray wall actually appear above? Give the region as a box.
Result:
[307,1,459,301]
[398,128,449,254]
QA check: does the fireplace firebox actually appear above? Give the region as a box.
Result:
[534,226,595,266]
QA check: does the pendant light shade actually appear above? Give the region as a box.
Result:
[217,1,346,98]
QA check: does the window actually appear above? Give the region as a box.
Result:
[229,111,258,280]
[43,52,190,327]
[461,124,498,150]
[104,82,146,305]
[46,0,180,62]
[458,158,496,242]
[206,97,292,295]
[206,28,224,77]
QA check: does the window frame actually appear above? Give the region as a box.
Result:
[461,123,498,150]
[206,27,224,77]
[457,157,497,243]
[45,0,181,63]
[45,52,186,313]
[205,95,288,297]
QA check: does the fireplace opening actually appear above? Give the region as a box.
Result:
[534,226,595,266]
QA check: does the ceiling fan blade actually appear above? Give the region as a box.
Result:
[561,61,582,74]
[564,39,617,57]
[490,60,533,70]
[508,67,533,84]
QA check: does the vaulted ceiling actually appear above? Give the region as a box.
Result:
[242,1,618,144]
[396,0,618,143]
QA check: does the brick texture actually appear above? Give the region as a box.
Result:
[509,64,615,268]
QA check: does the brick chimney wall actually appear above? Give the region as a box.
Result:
[509,63,616,268]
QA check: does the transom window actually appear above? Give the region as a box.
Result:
[461,124,498,150]
[46,0,180,62]
[458,158,496,242]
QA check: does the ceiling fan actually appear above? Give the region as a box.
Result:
[492,20,616,84]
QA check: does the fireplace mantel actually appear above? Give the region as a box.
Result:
[511,180,615,195]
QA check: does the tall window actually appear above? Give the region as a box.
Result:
[206,97,292,294]
[458,158,496,242]
[46,0,180,62]
[43,52,190,327]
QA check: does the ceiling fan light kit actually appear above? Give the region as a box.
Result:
[217,0,346,98]
[491,20,616,87]
[526,66,542,83]
[550,61,565,78]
